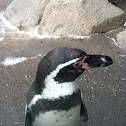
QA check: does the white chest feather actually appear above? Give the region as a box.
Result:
[33,105,80,126]
[42,80,79,100]
[28,81,79,110]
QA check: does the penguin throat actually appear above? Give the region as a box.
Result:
[41,58,80,100]
[43,79,79,100]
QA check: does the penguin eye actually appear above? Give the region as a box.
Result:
[73,62,80,68]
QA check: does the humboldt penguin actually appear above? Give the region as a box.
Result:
[25,47,113,126]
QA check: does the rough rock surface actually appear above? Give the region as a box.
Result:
[39,0,126,36]
[4,0,50,30]
[109,0,126,5]
[4,0,126,36]
[105,27,126,49]
[0,0,14,11]
[116,29,126,49]
[108,0,126,11]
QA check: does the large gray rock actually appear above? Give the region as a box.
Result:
[116,29,126,49]
[105,27,126,50]
[0,0,14,12]
[4,0,126,36]
[108,0,126,11]
[108,0,126,6]
[4,0,50,30]
[39,0,126,36]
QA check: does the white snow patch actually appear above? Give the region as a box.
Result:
[1,54,42,66]
[68,35,90,39]
[0,37,4,41]
[14,29,97,40]
[17,30,62,39]
[29,54,42,59]
[68,33,98,39]
[18,25,93,39]
[0,13,18,30]
[1,57,27,66]
[1,28,5,33]
[25,31,99,39]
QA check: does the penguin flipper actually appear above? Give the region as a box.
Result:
[80,101,88,122]
[25,111,32,126]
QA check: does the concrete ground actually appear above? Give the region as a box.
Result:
[0,1,126,126]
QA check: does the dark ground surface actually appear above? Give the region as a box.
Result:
[0,32,126,126]
[0,1,126,126]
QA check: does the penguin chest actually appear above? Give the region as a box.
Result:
[33,104,81,126]
[30,82,81,126]
[42,81,79,100]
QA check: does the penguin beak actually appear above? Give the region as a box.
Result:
[83,55,113,68]
[73,55,113,70]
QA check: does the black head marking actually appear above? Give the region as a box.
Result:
[36,47,86,84]
[55,63,85,83]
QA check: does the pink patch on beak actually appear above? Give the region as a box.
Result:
[74,56,91,70]
[82,63,90,70]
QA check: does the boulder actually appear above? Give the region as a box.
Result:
[39,0,126,36]
[0,0,14,12]
[116,29,126,49]
[105,27,126,50]
[108,0,126,11]
[108,0,126,6]
[4,0,126,36]
[4,0,50,30]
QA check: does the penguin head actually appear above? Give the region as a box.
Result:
[36,47,113,84]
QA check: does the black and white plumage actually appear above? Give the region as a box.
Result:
[25,47,113,126]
